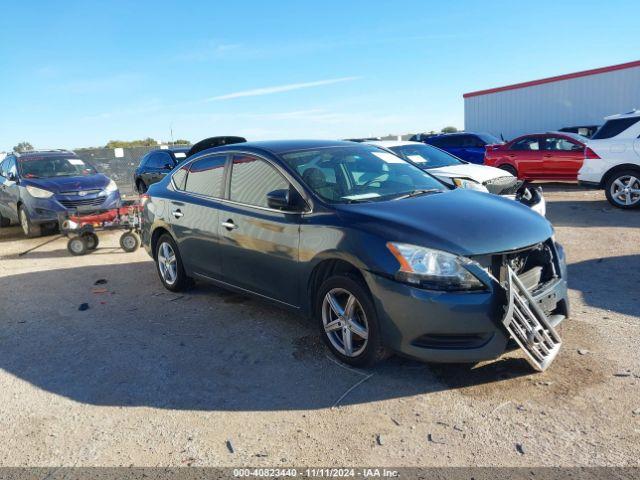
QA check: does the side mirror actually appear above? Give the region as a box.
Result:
[266,189,291,210]
[267,188,304,211]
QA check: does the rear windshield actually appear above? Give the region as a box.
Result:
[19,156,97,178]
[592,117,640,140]
[389,144,463,168]
[477,133,502,145]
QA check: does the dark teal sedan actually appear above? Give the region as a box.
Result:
[141,139,569,370]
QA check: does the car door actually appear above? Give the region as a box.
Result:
[0,156,20,222]
[541,135,584,180]
[217,153,302,306]
[507,136,544,179]
[441,135,466,160]
[459,135,487,164]
[169,154,227,278]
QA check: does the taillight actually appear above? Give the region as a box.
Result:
[585,147,600,159]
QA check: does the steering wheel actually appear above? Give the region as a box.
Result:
[357,174,388,189]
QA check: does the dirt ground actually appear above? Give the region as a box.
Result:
[0,184,638,467]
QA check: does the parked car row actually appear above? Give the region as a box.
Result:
[141,136,568,371]
[411,109,640,209]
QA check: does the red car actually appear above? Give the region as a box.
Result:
[484,132,586,181]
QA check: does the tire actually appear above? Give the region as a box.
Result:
[82,232,99,250]
[498,164,518,178]
[137,180,148,194]
[604,170,640,209]
[316,275,389,368]
[119,231,140,252]
[67,237,88,256]
[18,205,42,238]
[155,234,189,292]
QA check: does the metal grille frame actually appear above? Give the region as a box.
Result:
[500,265,562,371]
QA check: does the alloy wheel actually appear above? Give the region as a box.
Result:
[610,175,640,207]
[322,288,369,357]
[157,241,178,285]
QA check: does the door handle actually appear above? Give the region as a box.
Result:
[221,219,238,231]
[172,209,183,219]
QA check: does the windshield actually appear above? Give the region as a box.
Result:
[19,156,97,178]
[389,144,463,169]
[281,145,445,203]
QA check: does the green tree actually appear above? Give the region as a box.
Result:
[105,138,158,149]
[441,126,458,133]
[173,139,190,145]
[13,141,34,153]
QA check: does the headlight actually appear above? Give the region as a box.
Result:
[26,185,54,198]
[105,179,118,193]
[386,242,485,291]
[452,178,489,192]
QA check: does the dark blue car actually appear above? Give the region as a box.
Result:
[0,150,120,237]
[141,139,568,370]
[411,132,502,164]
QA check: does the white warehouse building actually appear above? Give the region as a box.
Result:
[464,60,640,140]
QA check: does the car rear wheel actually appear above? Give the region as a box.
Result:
[155,234,189,292]
[498,164,518,178]
[605,170,640,209]
[317,275,388,367]
[19,205,42,238]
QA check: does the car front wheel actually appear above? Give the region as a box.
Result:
[19,205,42,238]
[155,234,189,291]
[317,275,388,367]
[605,170,640,209]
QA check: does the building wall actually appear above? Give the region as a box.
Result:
[464,66,640,140]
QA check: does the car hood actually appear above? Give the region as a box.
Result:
[22,174,111,194]
[427,164,513,184]
[337,189,553,256]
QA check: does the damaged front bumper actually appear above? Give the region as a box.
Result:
[364,240,568,367]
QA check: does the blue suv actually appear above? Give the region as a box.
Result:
[0,150,120,237]
[411,132,502,164]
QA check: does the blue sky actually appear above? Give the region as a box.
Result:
[1,0,639,150]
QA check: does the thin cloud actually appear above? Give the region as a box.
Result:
[205,77,360,101]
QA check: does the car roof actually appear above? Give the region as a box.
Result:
[604,109,640,120]
[197,139,359,157]
[366,140,423,148]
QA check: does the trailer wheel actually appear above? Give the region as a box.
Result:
[67,236,88,256]
[120,231,140,252]
[82,232,99,250]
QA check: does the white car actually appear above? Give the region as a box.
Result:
[366,140,546,216]
[578,110,640,209]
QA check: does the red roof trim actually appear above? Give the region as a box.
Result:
[463,60,640,98]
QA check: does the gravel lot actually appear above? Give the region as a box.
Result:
[0,184,638,467]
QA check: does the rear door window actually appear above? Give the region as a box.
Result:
[184,155,227,197]
[592,117,640,139]
[543,136,580,151]
[230,155,289,208]
[147,152,172,169]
